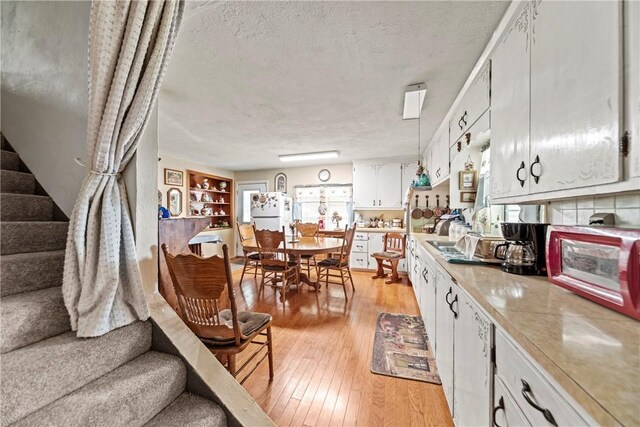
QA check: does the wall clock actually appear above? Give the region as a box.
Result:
[318,168,331,182]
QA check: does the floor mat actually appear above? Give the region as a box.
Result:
[371,312,441,384]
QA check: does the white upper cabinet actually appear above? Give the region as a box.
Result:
[627,0,640,179]
[429,130,450,187]
[450,61,492,145]
[352,160,403,209]
[453,289,493,426]
[401,160,419,190]
[377,162,403,207]
[529,0,622,193]
[352,161,378,208]
[490,1,531,200]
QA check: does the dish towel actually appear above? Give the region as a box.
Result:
[454,235,481,259]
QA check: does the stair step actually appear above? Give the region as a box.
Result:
[1,287,70,354]
[1,251,65,297]
[0,134,9,151]
[1,150,19,171]
[146,393,228,427]
[12,351,186,427]
[0,321,151,425]
[1,193,53,221]
[0,170,35,194]
[1,221,68,255]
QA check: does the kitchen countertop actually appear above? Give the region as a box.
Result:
[356,227,406,233]
[413,233,640,427]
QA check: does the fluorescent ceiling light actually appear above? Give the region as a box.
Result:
[279,150,340,162]
[402,83,427,120]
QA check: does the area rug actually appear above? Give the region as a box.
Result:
[371,312,441,384]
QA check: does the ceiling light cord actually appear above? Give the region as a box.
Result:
[417,91,421,164]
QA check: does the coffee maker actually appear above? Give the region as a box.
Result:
[494,223,549,275]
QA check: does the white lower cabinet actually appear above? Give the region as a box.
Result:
[422,250,437,350]
[494,376,531,427]
[350,233,369,270]
[453,287,493,426]
[495,330,590,426]
[411,241,592,426]
[435,265,456,414]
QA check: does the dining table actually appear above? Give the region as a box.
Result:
[241,236,345,290]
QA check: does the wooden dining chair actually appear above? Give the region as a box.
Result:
[371,232,407,284]
[161,243,274,384]
[237,223,261,284]
[296,221,319,277]
[253,226,300,304]
[316,224,356,300]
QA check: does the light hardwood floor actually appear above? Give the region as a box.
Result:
[232,268,453,427]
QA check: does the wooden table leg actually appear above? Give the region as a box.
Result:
[289,254,320,291]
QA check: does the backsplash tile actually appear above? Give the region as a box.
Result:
[550,191,640,227]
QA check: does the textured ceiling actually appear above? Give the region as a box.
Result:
[159,1,509,171]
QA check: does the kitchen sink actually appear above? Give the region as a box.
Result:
[426,240,458,252]
[425,240,491,265]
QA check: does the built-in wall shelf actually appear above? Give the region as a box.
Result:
[187,170,234,230]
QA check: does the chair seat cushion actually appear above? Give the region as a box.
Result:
[372,251,403,259]
[262,261,297,271]
[247,252,260,260]
[317,258,348,267]
[300,254,314,259]
[201,309,272,346]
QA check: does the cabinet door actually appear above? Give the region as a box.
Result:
[353,162,378,208]
[627,0,640,179]
[491,2,531,200]
[453,289,493,426]
[435,266,455,414]
[494,377,531,427]
[450,61,492,144]
[431,131,450,185]
[529,0,622,193]
[376,162,402,208]
[401,160,419,190]
[423,254,437,347]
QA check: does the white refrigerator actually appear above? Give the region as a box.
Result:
[250,192,293,234]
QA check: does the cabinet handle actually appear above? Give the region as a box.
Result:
[516,161,526,187]
[373,199,376,206]
[449,294,458,318]
[492,396,505,427]
[445,287,453,305]
[530,155,541,184]
[379,199,382,206]
[422,268,428,282]
[521,380,558,426]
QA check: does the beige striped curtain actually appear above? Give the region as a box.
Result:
[63,0,184,337]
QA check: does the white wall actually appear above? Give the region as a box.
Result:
[158,153,236,257]
[234,163,353,191]
[1,1,90,216]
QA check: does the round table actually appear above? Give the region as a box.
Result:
[241,236,345,290]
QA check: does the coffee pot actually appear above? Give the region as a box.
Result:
[494,223,549,275]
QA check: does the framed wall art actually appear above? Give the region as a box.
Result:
[275,172,287,193]
[459,170,477,191]
[460,191,477,203]
[164,168,184,186]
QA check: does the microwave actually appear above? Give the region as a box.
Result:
[546,225,640,320]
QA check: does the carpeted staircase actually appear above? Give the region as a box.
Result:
[0,134,227,426]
